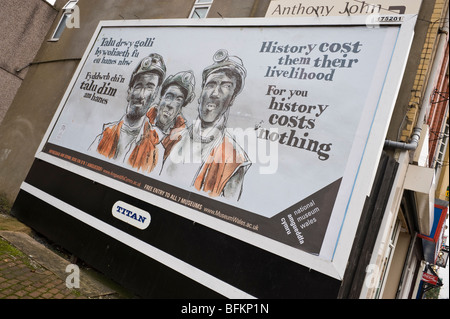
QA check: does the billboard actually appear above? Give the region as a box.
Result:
[24,16,415,289]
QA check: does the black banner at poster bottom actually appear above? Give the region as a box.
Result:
[13,158,342,298]
[42,143,342,254]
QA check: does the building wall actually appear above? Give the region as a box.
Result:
[209,0,270,18]
[0,0,58,125]
[385,0,437,143]
[362,0,449,299]
[436,142,449,201]
[428,44,449,168]
[381,230,411,299]
[1,0,447,298]
[359,151,411,299]
[398,0,448,144]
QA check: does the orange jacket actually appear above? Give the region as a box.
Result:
[96,120,124,159]
[127,107,186,172]
[127,119,160,173]
[194,135,248,197]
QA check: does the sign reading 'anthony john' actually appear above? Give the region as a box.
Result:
[41,21,400,257]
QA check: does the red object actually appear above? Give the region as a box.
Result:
[422,272,439,285]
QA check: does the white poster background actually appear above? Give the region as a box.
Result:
[47,25,398,217]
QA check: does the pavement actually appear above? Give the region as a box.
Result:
[0,212,133,299]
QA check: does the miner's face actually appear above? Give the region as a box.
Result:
[126,72,160,120]
[198,71,237,124]
[157,85,185,129]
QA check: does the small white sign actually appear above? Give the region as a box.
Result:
[112,201,151,230]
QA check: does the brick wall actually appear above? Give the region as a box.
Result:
[400,0,449,142]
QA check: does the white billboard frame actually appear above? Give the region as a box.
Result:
[29,15,416,282]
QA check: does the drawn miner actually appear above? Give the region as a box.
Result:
[163,49,251,201]
[90,53,166,163]
[126,70,196,173]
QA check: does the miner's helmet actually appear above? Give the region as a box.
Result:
[202,49,247,96]
[129,53,166,88]
[161,70,196,106]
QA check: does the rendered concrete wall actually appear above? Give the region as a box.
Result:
[0,0,57,124]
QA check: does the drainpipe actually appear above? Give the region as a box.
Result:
[384,119,423,150]
[384,12,449,151]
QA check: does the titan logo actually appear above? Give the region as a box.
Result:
[112,201,151,230]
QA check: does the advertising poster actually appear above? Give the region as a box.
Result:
[41,21,400,258]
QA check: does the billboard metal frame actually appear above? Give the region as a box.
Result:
[22,15,416,296]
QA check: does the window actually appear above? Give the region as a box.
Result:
[374,218,404,299]
[435,120,449,169]
[189,0,214,19]
[62,0,78,11]
[49,0,79,41]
